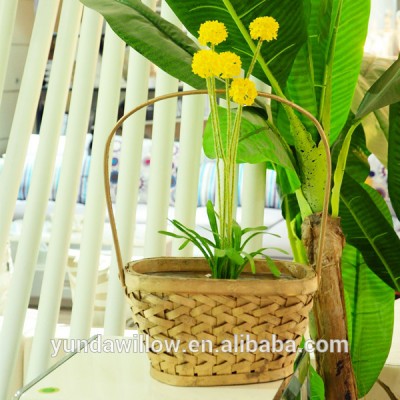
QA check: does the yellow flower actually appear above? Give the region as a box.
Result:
[249,16,279,42]
[229,78,257,106]
[219,51,241,79]
[191,50,220,78]
[198,20,228,46]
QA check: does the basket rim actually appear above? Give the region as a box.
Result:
[124,257,318,297]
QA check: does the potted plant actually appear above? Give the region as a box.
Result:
[83,0,400,398]
[102,19,328,387]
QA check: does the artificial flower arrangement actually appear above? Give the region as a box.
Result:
[161,17,285,279]
[101,12,320,387]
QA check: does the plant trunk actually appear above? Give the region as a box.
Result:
[302,213,358,400]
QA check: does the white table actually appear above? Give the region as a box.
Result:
[14,336,290,400]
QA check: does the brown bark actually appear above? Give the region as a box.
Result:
[302,213,358,400]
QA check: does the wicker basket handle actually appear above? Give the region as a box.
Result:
[103,90,331,289]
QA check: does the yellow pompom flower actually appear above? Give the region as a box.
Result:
[192,50,221,78]
[249,16,279,42]
[229,78,257,106]
[219,51,242,79]
[198,20,228,46]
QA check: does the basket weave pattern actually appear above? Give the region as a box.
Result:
[125,258,317,385]
[129,290,313,375]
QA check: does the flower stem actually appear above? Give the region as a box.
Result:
[246,40,263,79]
[225,105,243,245]
[206,77,226,244]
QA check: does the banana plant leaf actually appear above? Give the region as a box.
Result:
[352,55,393,166]
[342,244,394,397]
[80,0,206,89]
[388,102,400,222]
[274,0,370,144]
[356,56,400,119]
[203,105,302,195]
[331,114,370,183]
[340,173,400,291]
[203,106,297,166]
[164,0,309,89]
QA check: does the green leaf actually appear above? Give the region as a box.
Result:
[232,221,242,251]
[206,200,220,247]
[165,0,309,88]
[240,231,280,251]
[275,165,302,196]
[290,115,327,213]
[309,364,325,400]
[240,251,256,274]
[169,219,214,260]
[274,0,370,144]
[241,225,269,234]
[352,55,393,165]
[340,173,400,291]
[281,193,308,264]
[356,56,400,119]
[317,0,370,141]
[214,248,226,258]
[203,106,299,172]
[264,256,281,277]
[225,248,245,265]
[178,239,191,250]
[331,115,370,183]
[158,230,189,240]
[388,102,400,221]
[342,244,394,397]
[79,0,206,89]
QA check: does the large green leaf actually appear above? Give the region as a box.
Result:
[203,106,299,172]
[356,56,400,119]
[289,113,327,213]
[388,102,400,221]
[319,0,369,142]
[342,244,394,397]
[80,0,206,89]
[331,115,370,183]
[165,0,309,88]
[352,55,393,165]
[340,173,400,291]
[274,0,370,144]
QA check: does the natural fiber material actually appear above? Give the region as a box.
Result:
[102,90,331,387]
[125,257,317,386]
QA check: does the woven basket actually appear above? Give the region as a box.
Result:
[103,90,331,386]
[125,257,317,386]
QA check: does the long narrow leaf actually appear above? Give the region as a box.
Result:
[264,256,281,277]
[356,56,400,119]
[206,200,220,247]
[169,219,214,260]
[241,225,270,234]
[342,244,394,397]
[225,248,245,266]
[340,173,400,291]
[171,219,216,249]
[240,231,281,251]
[388,102,400,221]
[232,221,242,251]
[80,0,205,89]
[240,251,256,274]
